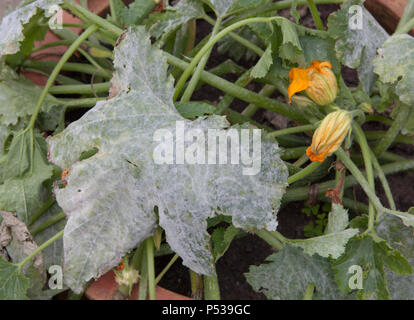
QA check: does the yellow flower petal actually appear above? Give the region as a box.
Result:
[288,67,310,102]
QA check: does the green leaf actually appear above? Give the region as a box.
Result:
[175,101,216,119]
[292,228,359,259]
[204,0,241,18]
[250,45,273,78]
[276,18,305,66]
[0,65,61,127]
[0,132,53,224]
[0,258,29,300]
[376,214,414,299]
[245,245,345,299]
[0,0,63,57]
[326,203,350,234]
[328,0,388,93]
[32,202,65,269]
[333,234,412,299]
[373,34,414,106]
[211,225,240,262]
[146,0,204,41]
[47,26,289,293]
[119,0,155,26]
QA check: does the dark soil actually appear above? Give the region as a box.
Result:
[155,2,414,300]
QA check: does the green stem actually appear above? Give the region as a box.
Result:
[242,84,276,118]
[109,0,118,23]
[353,123,376,233]
[49,82,110,95]
[255,230,284,250]
[29,198,55,225]
[288,161,322,184]
[180,17,222,102]
[268,124,316,138]
[374,103,411,156]
[303,283,315,300]
[284,157,414,203]
[155,254,179,285]
[27,25,99,130]
[335,148,412,221]
[394,16,414,35]
[307,0,324,30]
[190,270,203,300]
[77,47,112,78]
[293,153,309,167]
[396,0,414,33]
[203,15,264,57]
[215,69,252,115]
[370,150,396,211]
[30,212,66,236]
[64,0,123,37]
[145,237,156,300]
[203,270,221,300]
[23,60,112,79]
[174,16,280,101]
[17,230,64,272]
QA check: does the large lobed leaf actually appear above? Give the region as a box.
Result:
[328,0,388,93]
[376,214,414,300]
[47,26,289,293]
[0,0,63,56]
[333,234,412,299]
[373,34,414,106]
[245,245,345,300]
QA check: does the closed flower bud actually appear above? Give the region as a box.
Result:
[306,110,352,162]
[358,102,374,114]
[288,61,338,106]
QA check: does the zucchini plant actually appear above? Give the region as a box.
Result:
[0,0,414,300]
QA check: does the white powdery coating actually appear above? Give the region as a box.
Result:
[374,34,414,106]
[0,0,63,56]
[48,26,288,293]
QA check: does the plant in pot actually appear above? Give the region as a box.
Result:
[0,0,414,301]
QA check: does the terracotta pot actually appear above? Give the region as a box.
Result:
[85,270,191,300]
[364,0,414,35]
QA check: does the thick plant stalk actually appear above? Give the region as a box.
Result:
[307,0,324,30]
[204,270,221,300]
[146,237,156,300]
[288,161,322,184]
[353,123,376,232]
[242,84,277,118]
[180,17,222,102]
[374,103,411,156]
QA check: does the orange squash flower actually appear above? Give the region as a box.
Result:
[306,110,351,162]
[288,61,337,106]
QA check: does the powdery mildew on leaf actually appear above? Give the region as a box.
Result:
[328,0,388,93]
[245,245,345,300]
[326,203,349,234]
[377,214,414,300]
[291,228,359,259]
[0,0,64,56]
[147,0,204,39]
[47,26,288,293]
[373,34,414,106]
